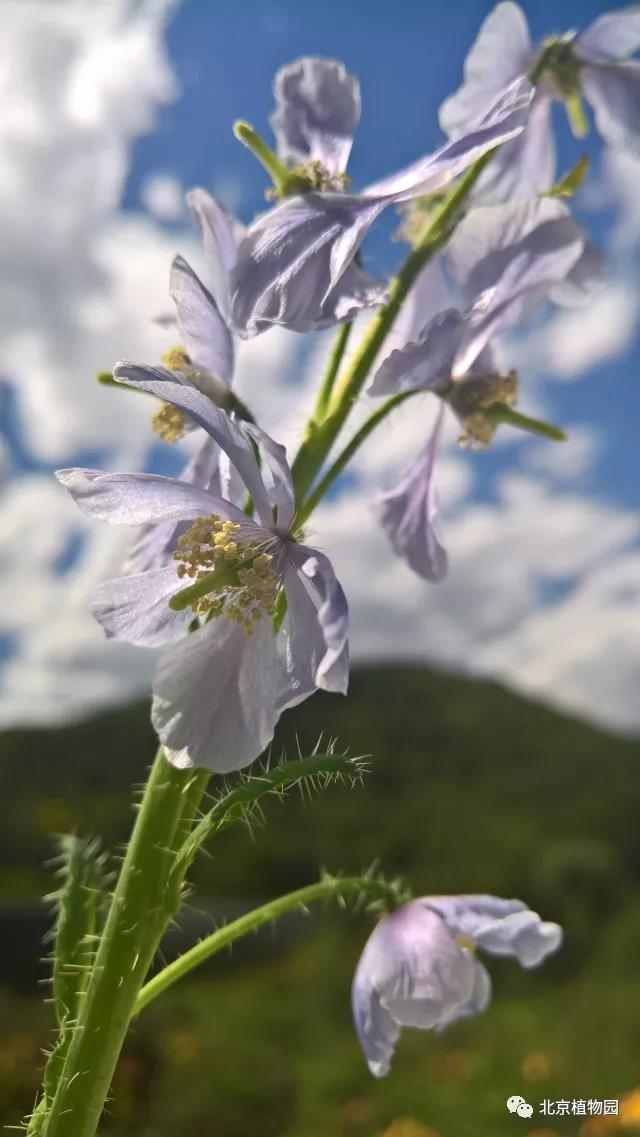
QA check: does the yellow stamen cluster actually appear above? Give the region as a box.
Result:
[173,513,278,634]
[152,402,187,443]
[161,345,192,375]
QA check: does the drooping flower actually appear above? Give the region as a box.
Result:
[57,368,349,773]
[440,3,640,203]
[352,894,562,1077]
[230,60,533,335]
[369,198,600,581]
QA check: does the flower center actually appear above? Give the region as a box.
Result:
[446,371,519,448]
[172,513,279,633]
[271,160,351,199]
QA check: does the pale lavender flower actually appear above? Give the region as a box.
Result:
[57,368,348,773]
[370,198,598,581]
[230,66,533,335]
[352,895,562,1077]
[440,3,640,203]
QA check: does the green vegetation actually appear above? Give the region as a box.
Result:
[1,666,639,1135]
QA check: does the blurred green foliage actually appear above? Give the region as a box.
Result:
[1,666,639,1136]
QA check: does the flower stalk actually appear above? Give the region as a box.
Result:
[134,873,406,1016]
[291,150,495,503]
[42,752,209,1137]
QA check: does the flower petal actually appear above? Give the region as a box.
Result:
[270,56,360,175]
[245,425,296,533]
[278,548,349,708]
[435,959,492,1030]
[364,76,533,202]
[454,231,584,375]
[375,405,448,583]
[297,549,349,693]
[448,197,589,307]
[112,365,275,526]
[92,566,188,646]
[56,467,234,526]
[230,193,384,336]
[352,900,477,1077]
[170,255,234,384]
[470,92,556,203]
[581,61,640,153]
[377,260,451,361]
[351,968,402,1079]
[186,188,241,318]
[124,437,222,576]
[576,8,640,63]
[424,895,563,968]
[439,3,532,136]
[152,616,281,772]
[369,310,464,397]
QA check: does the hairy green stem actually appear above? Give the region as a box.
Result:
[42,752,209,1137]
[290,151,494,503]
[134,875,402,1015]
[297,392,416,526]
[173,752,364,877]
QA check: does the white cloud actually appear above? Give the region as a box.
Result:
[140,173,185,222]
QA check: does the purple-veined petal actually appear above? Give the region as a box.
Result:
[92,565,188,646]
[245,424,296,533]
[370,310,464,397]
[170,255,234,384]
[270,56,361,175]
[576,8,640,63]
[56,467,242,527]
[230,193,384,336]
[469,92,556,204]
[112,364,275,526]
[124,437,222,576]
[364,76,533,203]
[439,3,532,136]
[581,61,640,153]
[152,615,281,773]
[375,405,448,583]
[424,895,563,968]
[352,901,477,1076]
[186,187,241,318]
